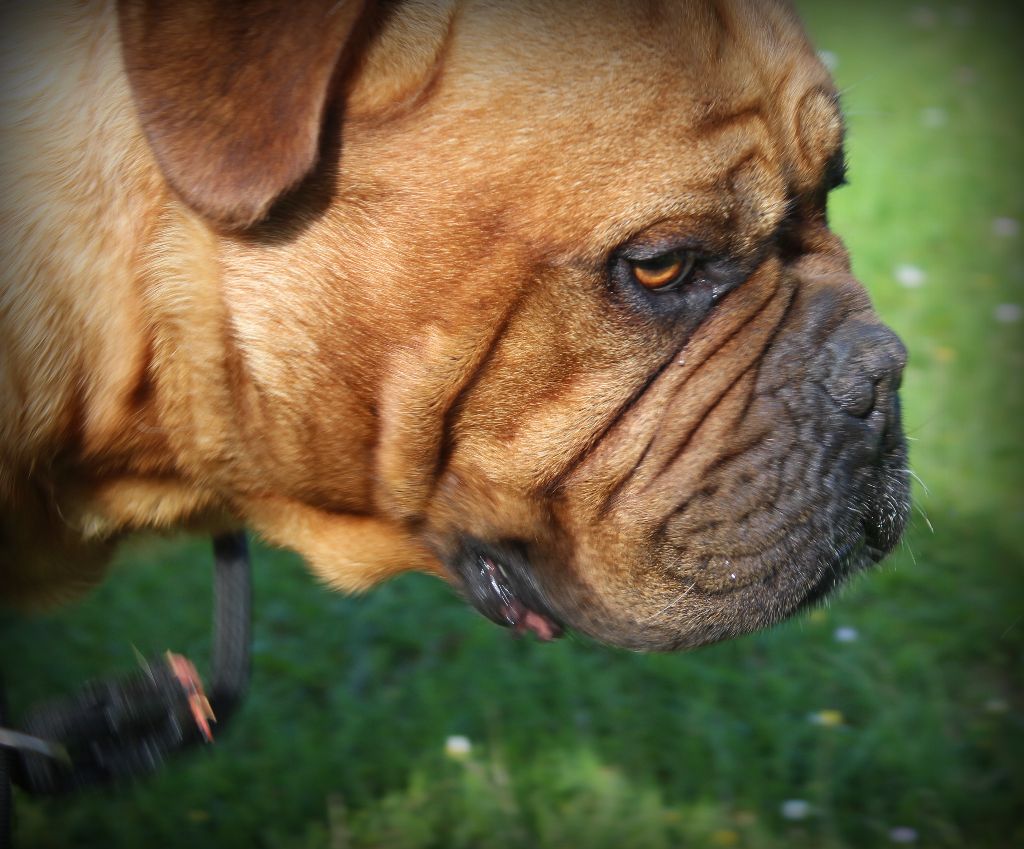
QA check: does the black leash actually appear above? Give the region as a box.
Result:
[0,531,251,846]
[208,532,252,727]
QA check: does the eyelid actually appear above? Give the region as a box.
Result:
[619,238,703,262]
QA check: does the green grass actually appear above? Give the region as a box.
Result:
[3,1,1022,846]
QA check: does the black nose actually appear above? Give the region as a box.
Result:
[821,320,907,419]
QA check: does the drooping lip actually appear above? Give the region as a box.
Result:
[450,540,564,640]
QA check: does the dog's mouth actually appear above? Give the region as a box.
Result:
[451,540,564,640]
[442,435,907,648]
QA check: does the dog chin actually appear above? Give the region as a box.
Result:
[443,440,908,652]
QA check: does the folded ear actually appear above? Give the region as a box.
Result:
[118,0,369,228]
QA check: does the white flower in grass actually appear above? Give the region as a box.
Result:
[992,217,1020,238]
[444,735,472,759]
[817,50,838,72]
[889,826,919,843]
[894,264,927,288]
[780,799,813,821]
[920,107,948,128]
[994,304,1022,324]
[833,625,859,643]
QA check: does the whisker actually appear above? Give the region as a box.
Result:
[912,501,935,534]
[902,416,938,437]
[899,535,918,567]
[642,582,696,624]
[907,468,930,496]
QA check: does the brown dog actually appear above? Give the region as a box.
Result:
[0,0,908,650]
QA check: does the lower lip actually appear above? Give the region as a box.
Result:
[478,555,519,625]
[475,555,562,640]
[514,608,561,641]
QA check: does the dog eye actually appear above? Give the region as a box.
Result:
[628,251,697,292]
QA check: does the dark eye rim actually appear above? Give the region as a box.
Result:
[611,240,707,296]
[606,237,754,326]
[626,249,698,292]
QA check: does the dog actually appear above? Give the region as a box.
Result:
[0,0,909,650]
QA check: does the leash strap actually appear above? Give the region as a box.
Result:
[0,531,251,797]
[208,531,252,726]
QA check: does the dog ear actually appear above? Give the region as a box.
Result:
[118,0,369,229]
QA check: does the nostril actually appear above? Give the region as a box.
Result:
[821,321,906,419]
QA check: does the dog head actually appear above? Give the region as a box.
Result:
[122,0,909,649]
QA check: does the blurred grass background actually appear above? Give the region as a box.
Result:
[2,0,1022,846]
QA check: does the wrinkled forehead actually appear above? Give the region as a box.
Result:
[426,0,840,253]
[447,0,826,108]
[471,2,792,59]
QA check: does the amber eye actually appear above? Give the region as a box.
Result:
[628,250,697,291]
